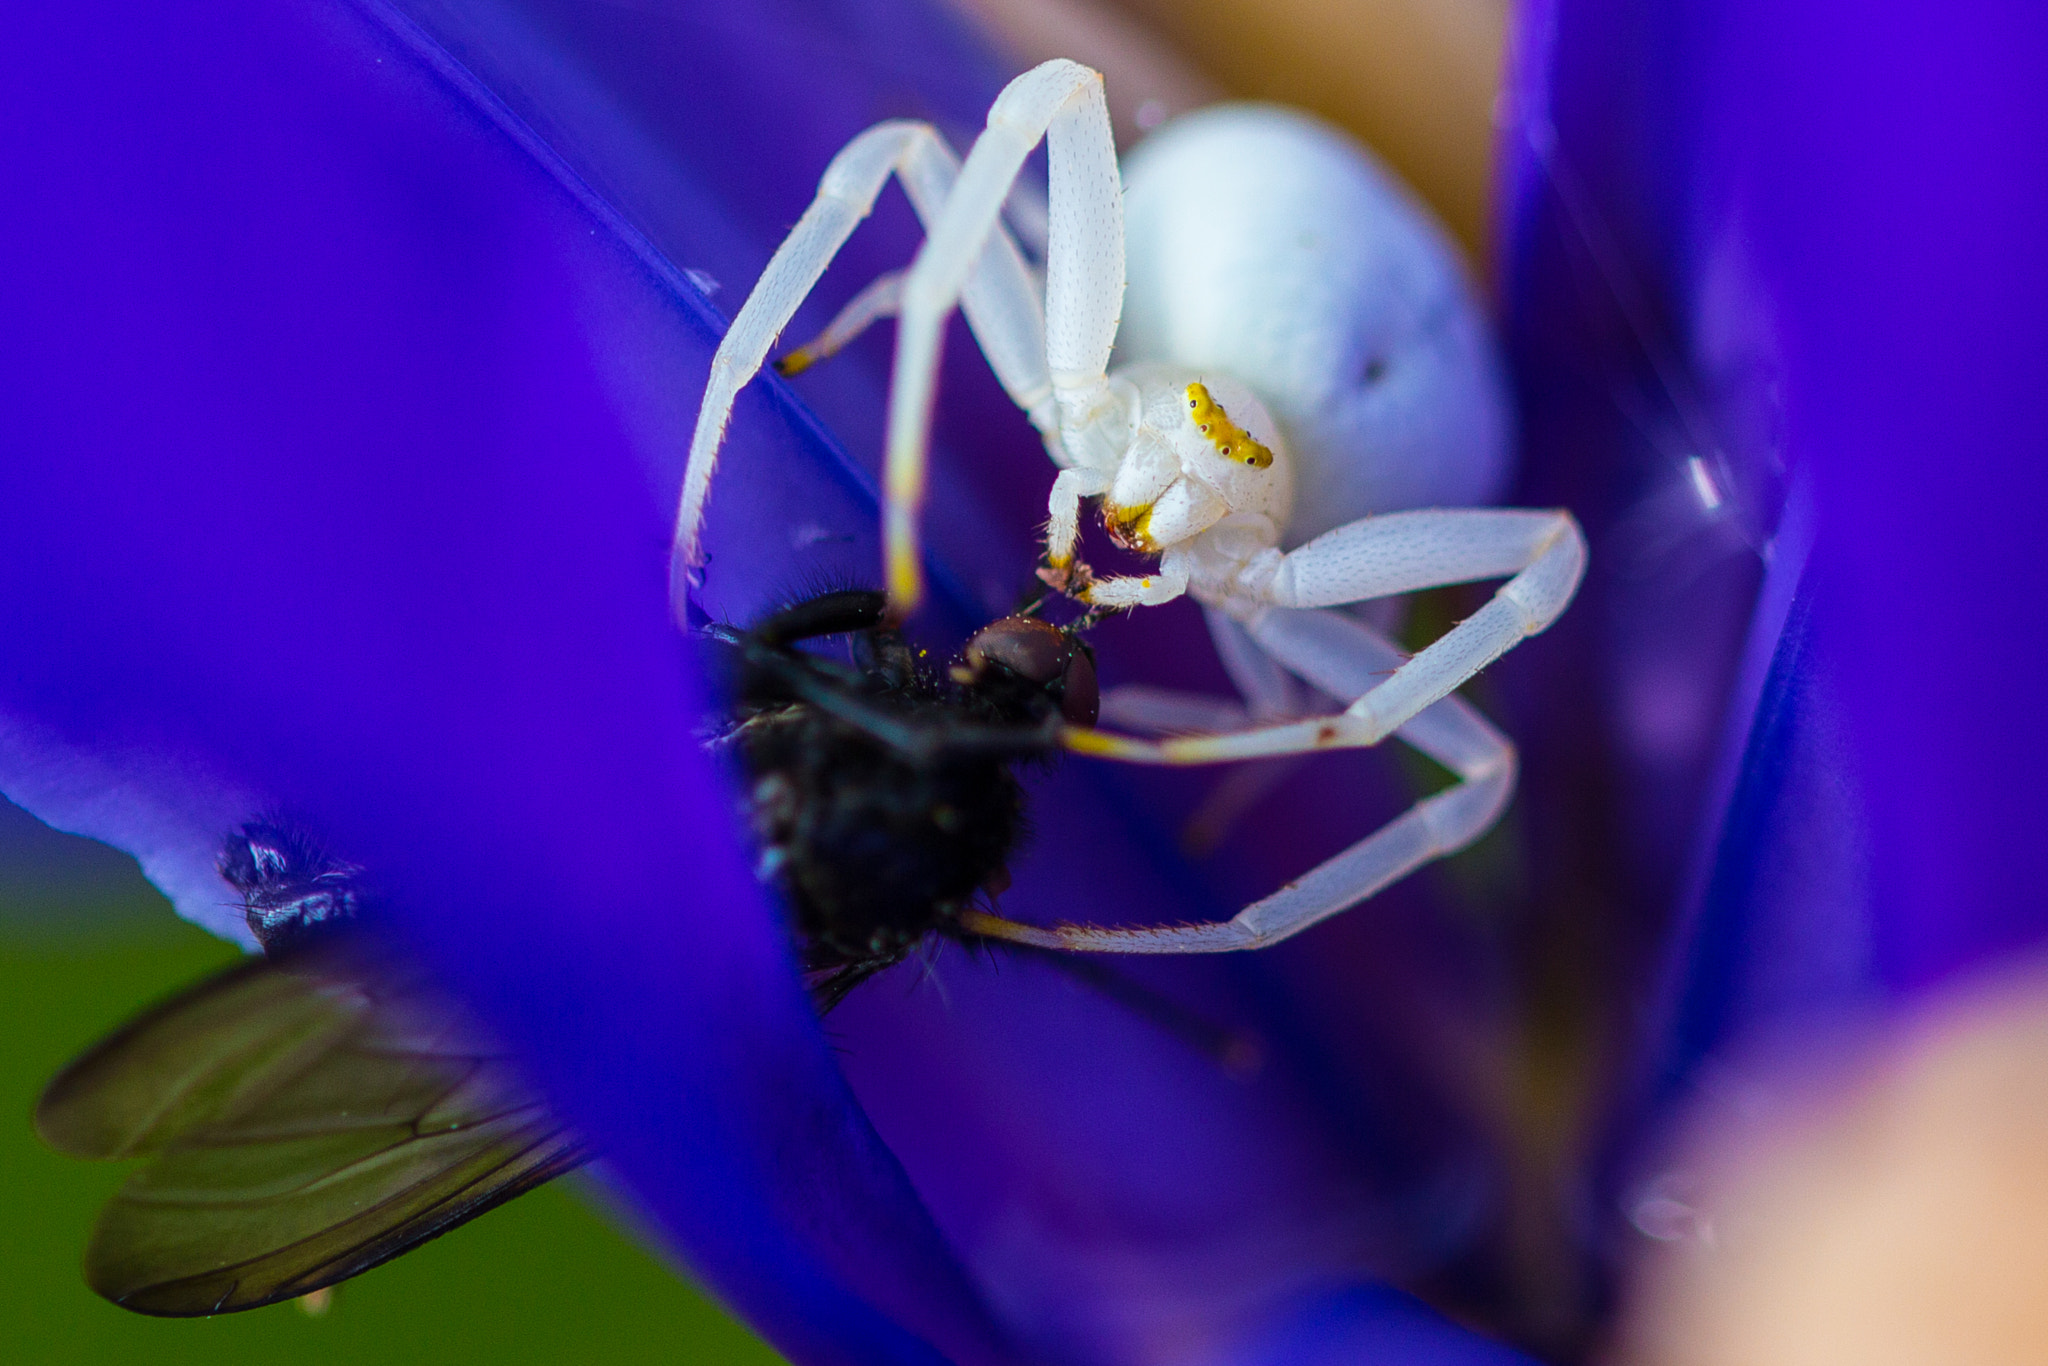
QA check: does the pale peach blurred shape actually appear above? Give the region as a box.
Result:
[1620,969,2048,1366]
[947,0,1505,270]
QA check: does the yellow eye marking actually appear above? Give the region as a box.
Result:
[1185,382,1273,469]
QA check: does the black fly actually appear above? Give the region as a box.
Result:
[700,588,1096,1007]
[35,592,1097,1315]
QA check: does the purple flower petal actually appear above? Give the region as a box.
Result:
[1748,0,2048,992]
[0,4,1005,1361]
[1,1,1538,1361]
[1502,0,2048,1313]
[1206,1283,1535,1366]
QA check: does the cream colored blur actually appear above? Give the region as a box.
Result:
[948,0,1507,271]
[1620,970,2048,1366]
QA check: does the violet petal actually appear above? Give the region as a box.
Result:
[0,4,1008,1361]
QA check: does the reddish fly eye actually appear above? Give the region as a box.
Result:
[965,617,1066,685]
[964,618,1099,726]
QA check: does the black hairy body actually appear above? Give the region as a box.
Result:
[737,691,1026,967]
[218,819,368,953]
[701,589,1095,1006]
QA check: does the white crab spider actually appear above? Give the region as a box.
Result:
[676,59,1587,954]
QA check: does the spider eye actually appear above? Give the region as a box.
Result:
[1363,356,1389,385]
[1183,381,1274,469]
[964,618,1098,726]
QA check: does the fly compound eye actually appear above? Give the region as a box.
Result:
[964,617,1099,726]
[965,617,1067,686]
[1058,639,1099,726]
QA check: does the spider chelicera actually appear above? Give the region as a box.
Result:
[676,58,1587,953]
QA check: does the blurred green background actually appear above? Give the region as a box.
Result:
[0,801,784,1366]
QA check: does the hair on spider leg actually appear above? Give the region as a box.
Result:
[972,935,1268,1081]
[818,877,1266,1078]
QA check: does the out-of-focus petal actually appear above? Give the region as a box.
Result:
[1203,1282,1536,1366]
[0,5,1009,1362]
[1742,0,2048,991]
[1491,0,1795,1330]
[1622,964,2048,1366]
[1502,0,2048,1313]
[0,1,1548,1361]
[1511,0,2048,1052]
[1499,0,1783,973]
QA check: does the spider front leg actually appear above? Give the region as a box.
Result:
[673,119,1052,583]
[1077,507,1584,748]
[1096,612,1316,855]
[882,59,1125,613]
[1062,510,1581,775]
[1035,466,1114,593]
[964,606,1517,952]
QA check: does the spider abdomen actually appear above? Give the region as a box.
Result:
[1118,102,1512,542]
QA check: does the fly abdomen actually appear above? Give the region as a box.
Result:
[734,704,1023,967]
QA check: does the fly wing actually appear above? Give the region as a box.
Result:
[36,954,369,1161]
[36,945,588,1316]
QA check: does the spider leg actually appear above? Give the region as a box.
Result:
[1093,682,1309,856]
[1257,507,1587,738]
[1174,609,1315,852]
[1205,609,1305,723]
[963,607,1514,952]
[773,269,903,376]
[675,120,1050,577]
[1097,685,1249,736]
[1091,611,1317,852]
[1074,508,1583,751]
[883,59,1122,612]
[1043,466,1111,579]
